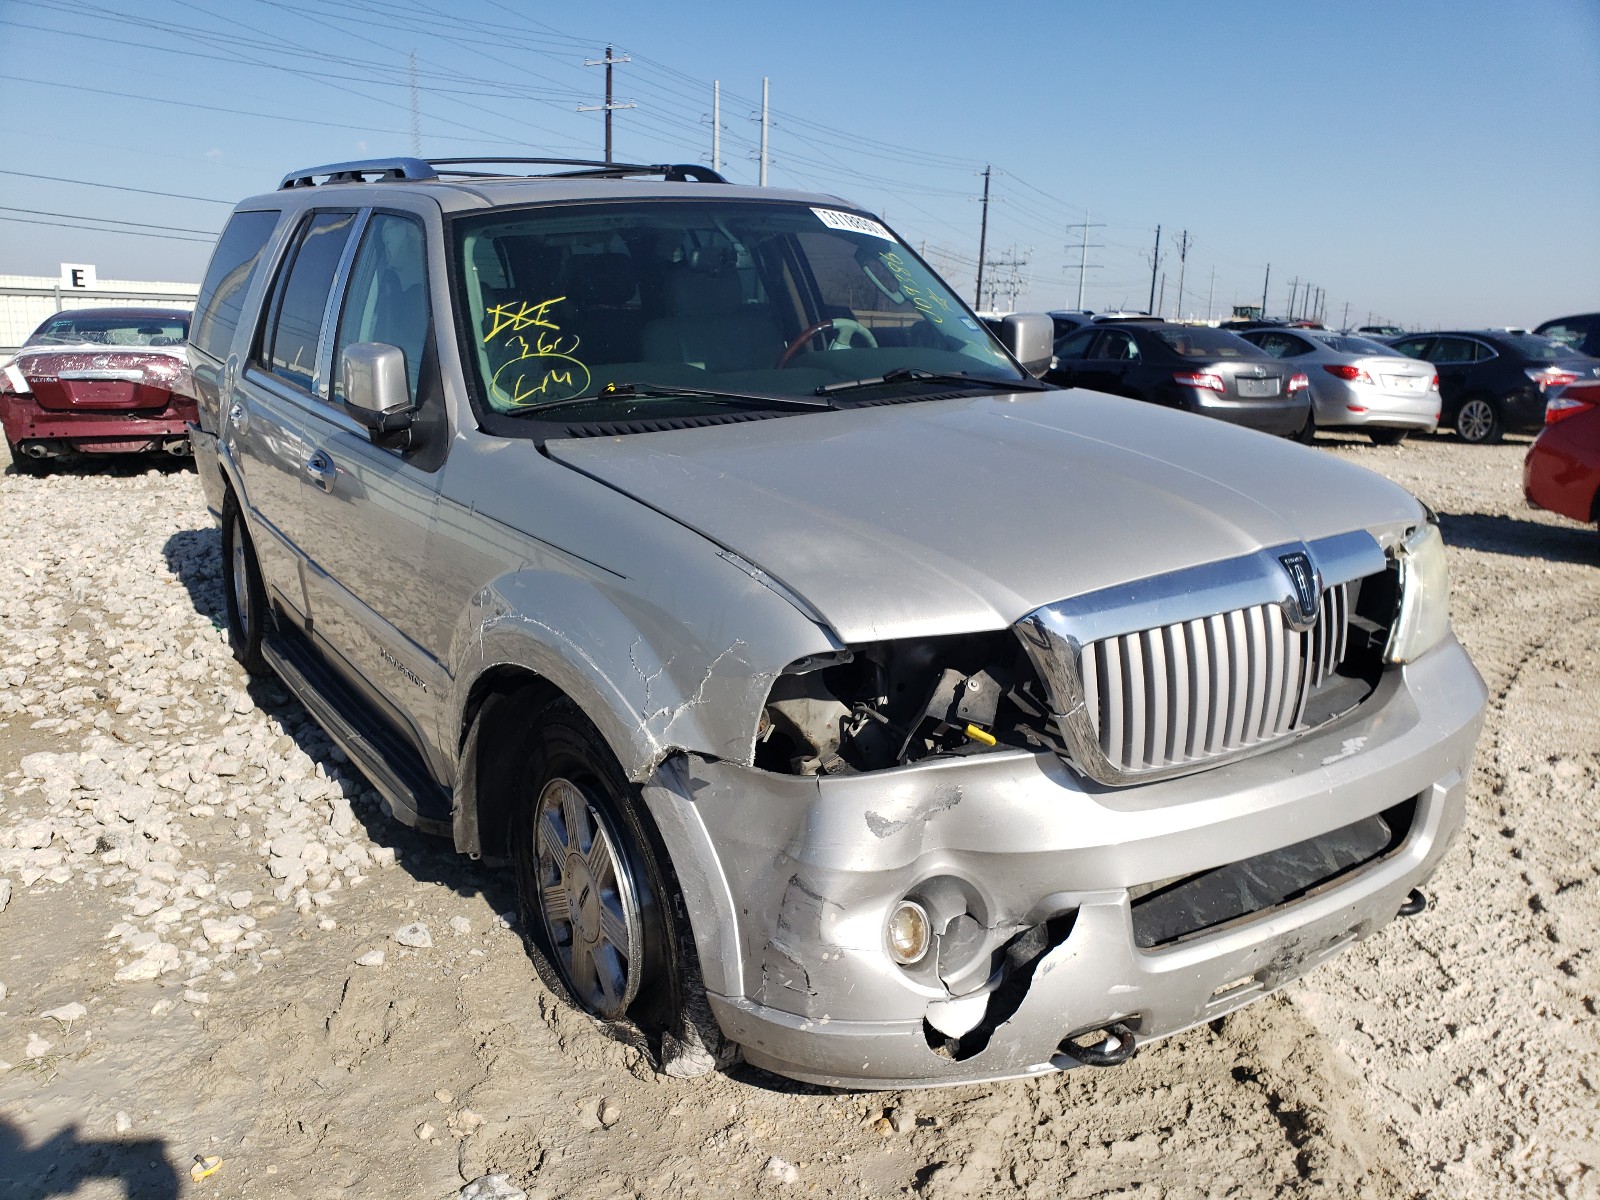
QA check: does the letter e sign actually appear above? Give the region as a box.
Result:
[60,263,97,290]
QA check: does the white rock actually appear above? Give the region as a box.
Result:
[151,999,175,1016]
[227,891,253,910]
[115,1111,132,1133]
[200,919,244,945]
[416,1121,436,1141]
[0,878,12,912]
[25,1033,53,1059]
[459,1174,526,1200]
[13,822,54,851]
[370,846,397,869]
[182,989,209,1005]
[115,957,164,983]
[394,922,432,949]
[449,916,472,936]
[356,950,386,968]
[42,1002,88,1024]
[764,1156,800,1187]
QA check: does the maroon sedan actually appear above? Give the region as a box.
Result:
[1,306,196,472]
[1523,379,1600,540]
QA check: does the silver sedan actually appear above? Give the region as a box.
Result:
[1241,328,1440,444]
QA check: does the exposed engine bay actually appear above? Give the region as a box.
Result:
[754,634,1060,776]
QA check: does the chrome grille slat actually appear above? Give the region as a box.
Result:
[1080,582,1352,778]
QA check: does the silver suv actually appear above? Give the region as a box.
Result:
[187,157,1485,1088]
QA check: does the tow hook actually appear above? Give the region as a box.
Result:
[1062,1022,1138,1067]
[1397,888,1427,917]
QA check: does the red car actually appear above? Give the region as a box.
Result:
[1,306,196,472]
[1523,379,1600,539]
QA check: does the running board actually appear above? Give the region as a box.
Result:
[263,628,452,837]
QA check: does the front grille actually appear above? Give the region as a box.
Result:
[1016,530,1391,787]
[1081,583,1348,774]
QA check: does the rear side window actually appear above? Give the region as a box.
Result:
[1055,327,1097,359]
[1392,337,1434,360]
[258,211,357,394]
[191,210,279,361]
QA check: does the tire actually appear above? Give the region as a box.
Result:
[1455,396,1502,444]
[1368,428,1409,446]
[221,499,268,675]
[510,700,733,1077]
[1294,410,1317,444]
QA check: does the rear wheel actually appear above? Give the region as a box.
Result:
[510,701,732,1077]
[1294,410,1316,444]
[221,500,268,675]
[1455,396,1502,444]
[1368,428,1409,446]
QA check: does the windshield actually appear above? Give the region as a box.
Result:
[1154,327,1260,358]
[26,313,189,348]
[453,200,1019,420]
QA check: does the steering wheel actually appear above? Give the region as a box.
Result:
[776,318,879,367]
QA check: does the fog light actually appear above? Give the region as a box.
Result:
[886,900,930,965]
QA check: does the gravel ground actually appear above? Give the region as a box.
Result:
[0,430,1596,1200]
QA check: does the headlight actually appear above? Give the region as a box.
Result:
[1385,520,1451,664]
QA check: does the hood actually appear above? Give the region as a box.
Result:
[546,390,1422,643]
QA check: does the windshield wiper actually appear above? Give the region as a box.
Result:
[815,367,1049,396]
[507,381,835,416]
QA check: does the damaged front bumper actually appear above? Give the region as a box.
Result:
[647,634,1484,1089]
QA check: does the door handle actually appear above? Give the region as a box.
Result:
[305,450,337,493]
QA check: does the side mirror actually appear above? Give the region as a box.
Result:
[342,342,416,440]
[991,313,1055,378]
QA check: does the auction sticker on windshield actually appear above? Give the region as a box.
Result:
[811,208,893,240]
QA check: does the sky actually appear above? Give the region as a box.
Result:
[1,0,1596,330]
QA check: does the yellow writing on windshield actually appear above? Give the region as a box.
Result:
[483,296,592,407]
[879,252,944,324]
[484,297,567,341]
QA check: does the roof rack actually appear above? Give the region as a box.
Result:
[278,156,727,190]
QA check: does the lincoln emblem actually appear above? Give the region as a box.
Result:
[1279,551,1320,629]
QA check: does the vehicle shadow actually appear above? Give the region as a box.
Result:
[1437,509,1597,565]
[161,525,227,629]
[0,1117,181,1199]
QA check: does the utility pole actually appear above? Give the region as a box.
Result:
[759,77,769,185]
[1063,211,1104,309]
[982,246,1030,311]
[1157,271,1167,318]
[580,46,635,163]
[1147,225,1161,315]
[974,164,991,308]
[1261,263,1270,320]
[408,51,421,156]
[1341,300,1350,330]
[1287,278,1300,321]
[711,80,720,173]
[1205,266,1215,322]
[1175,230,1190,320]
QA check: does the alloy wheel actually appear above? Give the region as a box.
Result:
[533,776,644,1015]
[1457,399,1496,443]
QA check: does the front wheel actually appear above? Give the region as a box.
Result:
[221,500,268,674]
[511,702,732,1077]
[1455,396,1502,444]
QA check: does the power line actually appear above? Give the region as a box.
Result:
[0,169,235,205]
[0,206,220,236]
[0,215,214,244]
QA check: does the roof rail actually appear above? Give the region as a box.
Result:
[279,158,438,189]
[427,157,727,184]
[278,156,727,190]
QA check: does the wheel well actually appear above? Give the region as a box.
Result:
[460,668,564,858]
